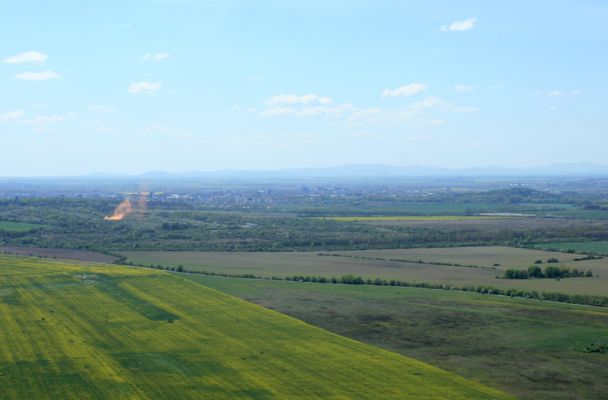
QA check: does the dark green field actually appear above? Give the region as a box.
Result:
[187,275,608,400]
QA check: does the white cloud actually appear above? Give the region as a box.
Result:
[298,103,355,117]
[381,83,427,98]
[0,110,25,122]
[412,96,449,109]
[259,91,475,128]
[96,126,116,134]
[261,103,355,118]
[454,84,475,93]
[441,17,476,32]
[19,114,70,125]
[2,112,74,126]
[268,94,333,106]
[143,53,170,61]
[412,96,477,113]
[128,81,162,94]
[260,107,296,117]
[534,89,580,97]
[452,105,478,112]
[349,96,475,126]
[4,51,48,64]
[144,125,172,133]
[14,70,61,81]
[88,105,116,112]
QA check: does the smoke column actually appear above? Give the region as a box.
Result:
[104,191,149,221]
[104,199,133,221]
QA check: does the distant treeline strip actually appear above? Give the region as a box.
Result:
[122,260,608,308]
[317,252,495,270]
[502,265,594,280]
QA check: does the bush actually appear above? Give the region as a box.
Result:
[504,269,529,279]
[527,265,544,278]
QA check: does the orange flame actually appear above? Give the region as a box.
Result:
[104,199,133,221]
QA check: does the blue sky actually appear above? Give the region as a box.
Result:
[1,0,607,176]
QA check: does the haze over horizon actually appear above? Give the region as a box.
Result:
[1,1,607,176]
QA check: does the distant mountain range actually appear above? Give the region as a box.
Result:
[84,162,608,179]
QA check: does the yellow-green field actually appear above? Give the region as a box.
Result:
[0,255,512,399]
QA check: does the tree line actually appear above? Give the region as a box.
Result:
[122,260,608,308]
[503,265,593,280]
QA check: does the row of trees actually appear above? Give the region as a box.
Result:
[125,259,608,308]
[503,265,593,280]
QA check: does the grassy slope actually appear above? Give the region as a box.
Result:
[187,275,608,400]
[121,247,608,296]
[0,255,512,400]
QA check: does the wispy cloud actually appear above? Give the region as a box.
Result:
[381,83,427,98]
[88,105,116,112]
[259,89,476,128]
[1,111,75,125]
[268,94,333,106]
[128,81,162,94]
[454,84,475,93]
[21,114,67,125]
[0,110,25,122]
[349,96,476,126]
[261,103,355,117]
[260,107,296,117]
[4,51,48,64]
[441,18,476,32]
[14,70,61,81]
[144,125,172,133]
[143,53,170,61]
[533,89,581,97]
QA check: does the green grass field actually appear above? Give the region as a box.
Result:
[0,245,117,263]
[0,255,512,399]
[0,221,43,232]
[188,275,608,400]
[533,241,608,255]
[121,246,608,296]
[319,215,514,222]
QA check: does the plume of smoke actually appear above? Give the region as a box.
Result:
[137,191,149,216]
[104,199,133,221]
[104,190,149,221]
